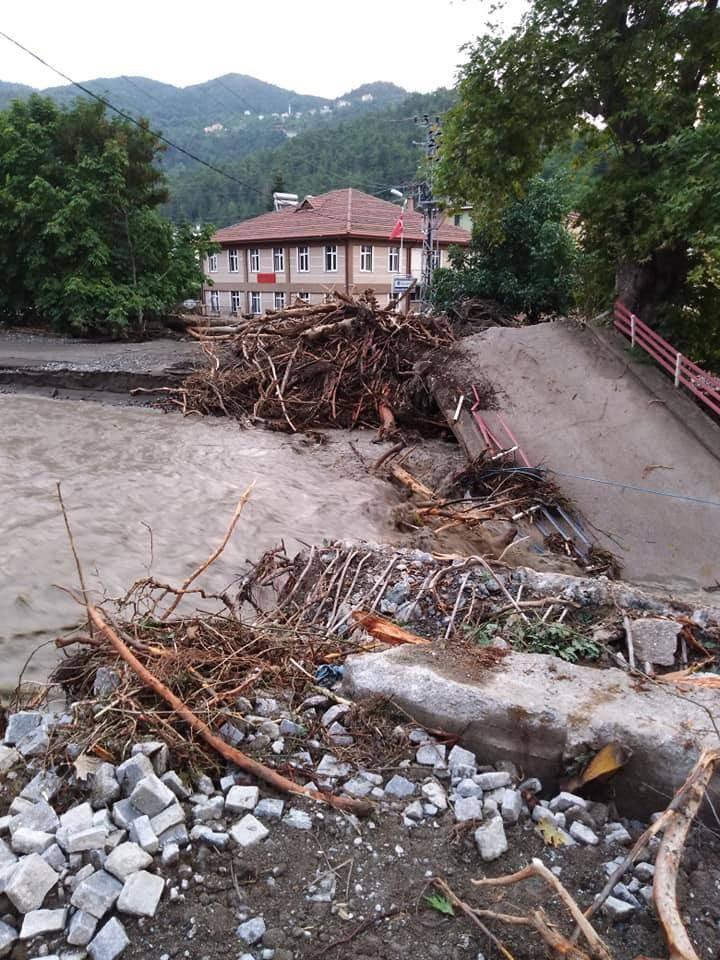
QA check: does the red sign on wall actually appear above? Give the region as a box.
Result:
[257,272,276,283]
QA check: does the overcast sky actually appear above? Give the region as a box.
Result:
[1,0,526,97]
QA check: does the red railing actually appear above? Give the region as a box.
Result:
[613,301,720,419]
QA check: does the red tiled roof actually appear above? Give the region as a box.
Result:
[213,188,471,246]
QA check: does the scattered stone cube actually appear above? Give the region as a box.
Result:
[0,746,20,776]
[403,800,424,821]
[65,825,108,854]
[634,862,655,883]
[189,825,230,849]
[612,882,642,909]
[21,770,61,803]
[10,799,59,835]
[474,772,511,790]
[160,771,190,800]
[91,764,121,808]
[0,920,17,957]
[87,916,129,960]
[60,803,94,832]
[17,726,50,757]
[254,697,280,717]
[236,916,266,945]
[67,909,98,946]
[128,815,158,854]
[225,785,259,815]
[12,828,54,855]
[41,843,66,872]
[475,816,508,862]
[570,821,599,846]
[150,802,185,836]
[71,870,123,919]
[191,796,224,823]
[157,823,189,849]
[342,778,373,799]
[254,799,284,821]
[630,618,681,666]
[605,824,632,845]
[415,744,446,766]
[69,863,96,891]
[4,712,44,745]
[117,870,164,917]
[454,778,483,799]
[93,667,120,698]
[195,774,215,796]
[454,796,483,822]
[315,755,350,779]
[384,775,415,799]
[5,854,58,912]
[447,745,476,778]
[421,781,447,810]
[602,895,636,921]
[104,842,152,881]
[129,775,175,817]
[501,790,523,825]
[320,704,349,727]
[116,754,155,795]
[19,907,67,939]
[549,792,587,813]
[283,809,312,831]
[279,719,305,737]
[230,815,269,847]
[131,741,169,776]
[160,842,180,866]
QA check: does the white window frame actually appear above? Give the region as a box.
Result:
[431,249,442,270]
[360,245,374,272]
[273,247,285,272]
[297,291,310,303]
[230,290,242,314]
[208,253,218,273]
[228,248,239,273]
[273,291,286,310]
[297,245,309,272]
[324,244,338,272]
[248,248,260,273]
[388,246,400,273]
[249,291,262,315]
[209,290,220,313]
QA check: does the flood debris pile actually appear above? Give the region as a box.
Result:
[248,540,720,676]
[173,292,453,434]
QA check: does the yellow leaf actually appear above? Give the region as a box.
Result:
[565,742,631,792]
[535,818,570,847]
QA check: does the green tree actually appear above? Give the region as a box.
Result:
[432,177,579,320]
[0,95,214,337]
[436,0,720,354]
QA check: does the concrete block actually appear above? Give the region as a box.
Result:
[384,775,416,799]
[549,792,587,812]
[10,800,59,836]
[71,870,123,919]
[116,754,155,794]
[474,816,508,861]
[501,790,523,824]
[157,823,189,849]
[342,778,373,799]
[421,781,447,810]
[189,826,230,849]
[68,863,95,891]
[60,802,94,832]
[230,814,269,847]
[630,618,680,666]
[474,772,511,790]
[454,796,483,822]
[19,907,67,939]
[16,726,50,757]
[21,770,61,803]
[415,743,445,766]
[570,821,600,845]
[448,745,477,778]
[149,802,185,836]
[41,844,67,872]
[117,870,164,917]
[454,778,483,799]
[87,917,129,960]
[131,740,169,775]
[194,774,215,795]
[104,842,152,881]
[283,809,312,831]
[225,786,259,815]
[315,755,350,779]
[5,854,58,912]
[0,746,20,776]
[64,825,108,854]
[602,895,636,921]
[111,799,142,831]
[160,771,190,800]
[11,828,54,855]
[254,799,284,821]
[4,711,44,745]
[128,774,174,817]
[160,842,180,866]
[191,796,224,823]
[67,909,98,946]
[0,920,17,958]
[127,815,158,854]
[91,764,121,808]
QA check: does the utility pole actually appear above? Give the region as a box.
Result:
[414,115,442,307]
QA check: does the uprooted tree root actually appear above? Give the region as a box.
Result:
[432,748,720,960]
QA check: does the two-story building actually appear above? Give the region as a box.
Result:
[203,188,471,315]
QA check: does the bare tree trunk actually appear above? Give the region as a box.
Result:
[615,245,687,324]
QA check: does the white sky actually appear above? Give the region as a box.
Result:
[0,0,527,97]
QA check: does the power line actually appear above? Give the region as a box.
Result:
[0,29,262,195]
[548,469,720,509]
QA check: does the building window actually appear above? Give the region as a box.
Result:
[324,244,337,272]
[360,245,373,272]
[208,253,218,273]
[230,290,242,314]
[454,214,462,227]
[273,247,285,272]
[297,292,310,303]
[209,290,220,313]
[228,248,239,272]
[273,291,286,310]
[248,248,260,272]
[431,249,441,270]
[249,291,262,314]
[388,246,400,273]
[297,246,309,272]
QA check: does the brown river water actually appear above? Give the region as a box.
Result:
[0,395,401,690]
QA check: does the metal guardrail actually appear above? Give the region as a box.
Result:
[613,301,720,419]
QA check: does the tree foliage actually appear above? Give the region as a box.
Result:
[436,0,720,362]
[432,178,579,320]
[0,95,214,337]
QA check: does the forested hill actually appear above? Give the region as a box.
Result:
[0,74,410,170]
[165,88,455,227]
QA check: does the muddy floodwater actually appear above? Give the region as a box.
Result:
[0,395,401,688]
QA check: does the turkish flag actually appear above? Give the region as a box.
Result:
[388,215,404,240]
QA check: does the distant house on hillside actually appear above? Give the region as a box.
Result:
[202,188,471,315]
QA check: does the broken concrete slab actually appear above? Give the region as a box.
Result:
[630,618,681,666]
[343,645,720,819]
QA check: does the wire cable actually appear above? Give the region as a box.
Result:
[548,469,720,509]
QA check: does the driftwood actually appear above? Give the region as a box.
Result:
[351,610,431,646]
